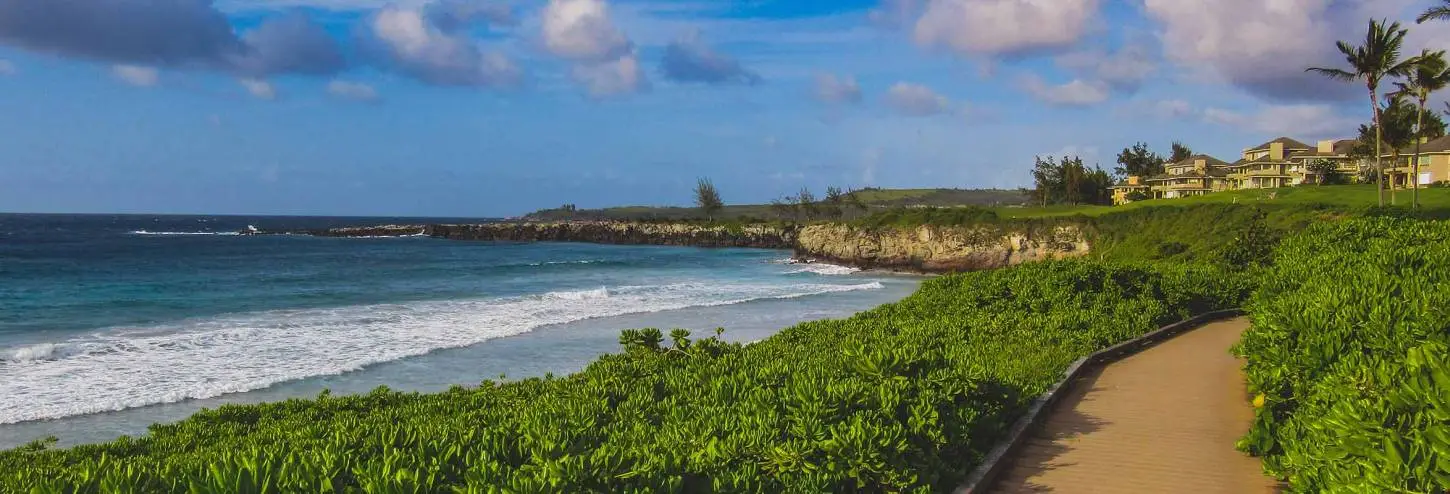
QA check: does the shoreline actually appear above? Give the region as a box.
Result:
[0,259,921,449]
[275,220,1088,275]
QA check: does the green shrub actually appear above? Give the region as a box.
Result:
[0,261,1249,493]
[1235,218,1450,492]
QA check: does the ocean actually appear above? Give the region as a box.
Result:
[0,213,919,448]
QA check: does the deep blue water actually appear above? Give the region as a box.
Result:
[0,213,913,440]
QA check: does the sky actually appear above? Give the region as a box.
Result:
[1,0,1449,216]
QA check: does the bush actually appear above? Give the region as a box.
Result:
[1234,218,1450,492]
[0,261,1249,492]
[852,206,1001,229]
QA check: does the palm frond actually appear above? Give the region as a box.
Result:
[1305,67,1357,81]
[1418,2,1450,23]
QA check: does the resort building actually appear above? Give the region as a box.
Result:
[1109,175,1151,205]
[1222,138,1313,189]
[1145,155,1232,199]
[1291,139,1362,185]
[1110,134,1447,206]
[1387,135,1450,188]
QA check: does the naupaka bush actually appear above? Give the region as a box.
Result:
[1235,218,1450,492]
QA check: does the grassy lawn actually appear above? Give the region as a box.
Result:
[995,185,1450,219]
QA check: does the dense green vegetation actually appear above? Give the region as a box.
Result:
[0,261,1248,493]
[994,184,1450,219]
[850,202,1344,268]
[1234,218,1450,492]
[523,188,1028,222]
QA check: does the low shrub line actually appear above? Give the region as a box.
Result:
[1235,218,1450,492]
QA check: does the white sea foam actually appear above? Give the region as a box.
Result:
[129,230,240,236]
[0,281,882,424]
[787,263,861,276]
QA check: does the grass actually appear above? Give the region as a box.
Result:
[995,185,1450,219]
[523,188,1029,222]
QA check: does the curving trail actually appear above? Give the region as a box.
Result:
[991,317,1280,493]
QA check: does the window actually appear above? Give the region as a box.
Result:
[1419,155,1432,166]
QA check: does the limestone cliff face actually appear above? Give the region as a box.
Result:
[793,224,1089,272]
[307,222,797,249]
[308,221,1087,273]
[430,222,798,249]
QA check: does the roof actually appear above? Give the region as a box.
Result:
[1165,154,1232,169]
[1245,137,1312,152]
[1227,155,1283,166]
[1401,135,1450,154]
[1143,169,1229,181]
[1291,139,1358,158]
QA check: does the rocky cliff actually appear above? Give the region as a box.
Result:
[307,221,1089,273]
[310,222,798,249]
[430,222,798,249]
[793,223,1089,272]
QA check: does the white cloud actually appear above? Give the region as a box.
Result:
[914,0,1099,57]
[0,59,13,76]
[111,65,159,87]
[571,53,647,98]
[869,0,923,28]
[1141,0,1412,101]
[886,82,950,116]
[1022,75,1108,106]
[371,6,521,87]
[1203,104,1355,138]
[815,73,863,104]
[1114,98,1200,119]
[216,0,422,12]
[1056,43,1156,91]
[1153,99,1195,119]
[239,78,277,100]
[327,80,379,101]
[542,0,631,62]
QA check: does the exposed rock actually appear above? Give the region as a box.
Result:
[793,224,1088,272]
[307,221,1089,273]
[309,225,430,237]
[430,222,798,249]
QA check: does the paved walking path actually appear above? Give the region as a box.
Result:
[991,317,1279,493]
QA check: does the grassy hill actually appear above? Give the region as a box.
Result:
[523,188,1029,221]
[995,185,1450,219]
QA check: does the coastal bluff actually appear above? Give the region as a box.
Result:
[793,224,1090,272]
[312,222,799,249]
[309,221,1089,272]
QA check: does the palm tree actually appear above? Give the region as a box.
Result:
[1307,19,1418,207]
[1419,1,1450,23]
[1393,50,1450,209]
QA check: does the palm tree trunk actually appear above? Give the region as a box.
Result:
[1415,96,1426,210]
[1372,86,1385,207]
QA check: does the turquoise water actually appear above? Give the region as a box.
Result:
[0,214,919,448]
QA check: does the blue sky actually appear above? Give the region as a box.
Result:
[0,0,1446,216]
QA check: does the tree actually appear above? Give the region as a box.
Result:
[1307,19,1418,207]
[1307,159,1349,185]
[769,196,796,221]
[822,186,846,219]
[796,187,818,221]
[694,178,724,220]
[1419,0,1450,23]
[1032,155,1113,206]
[846,188,868,214]
[1170,141,1194,163]
[1353,94,1447,194]
[1393,50,1450,209]
[1114,142,1166,178]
